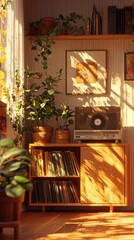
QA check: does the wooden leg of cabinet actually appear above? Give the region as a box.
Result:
[14,226,19,239]
[110,205,115,212]
[42,206,46,212]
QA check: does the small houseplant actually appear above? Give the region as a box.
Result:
[55,12,85,35]
[55,102,74,143]
[0,138,33,237]
[25,68,63,143]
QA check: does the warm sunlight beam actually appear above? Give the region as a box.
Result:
[67,50,107,94]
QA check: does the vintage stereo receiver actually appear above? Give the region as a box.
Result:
[74,106,121,141]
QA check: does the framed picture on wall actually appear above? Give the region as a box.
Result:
[65,50,107,95]
[124,51,134,81]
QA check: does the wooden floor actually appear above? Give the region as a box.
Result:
[1,210,134,240]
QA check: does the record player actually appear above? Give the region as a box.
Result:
[74,106,122,142]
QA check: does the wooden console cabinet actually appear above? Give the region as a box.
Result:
[29,143,129,211]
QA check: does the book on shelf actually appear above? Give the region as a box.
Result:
[56,151,66,176]
[90,4,102,35]
[44,151,55,176]
[117,8,124,34]
[124,6,133,34]
[64,150,79,176]
[31,148,45,176]
[66,181,79,203]
[31,147,79,177]
[51,151,63,176]
[32,179,79,204]
[108,5,117,34]
[70,151,80,176]
[31,148,38,176]
[107,5,134,34]
[37,149,45,176]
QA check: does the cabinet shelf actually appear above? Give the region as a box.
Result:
[31,176,80,179]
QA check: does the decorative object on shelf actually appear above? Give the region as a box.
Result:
[55,102,74,143]
[29,17,55,36]
[29,12,85,37]
[91,4,102,35]
[0,137,33,238]
[124,51,134,81]
[55,12,85,36]
[66,50,107,95]
[38,17,55,35]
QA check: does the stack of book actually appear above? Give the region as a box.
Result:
[32,179,79,203]
[31,149,79,177]
[108,5,134,34]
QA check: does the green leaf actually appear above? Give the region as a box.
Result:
[68,119,74,125]
[31,46,37,50]
[0,138,14,148]
[14,175,30,183]
[34,57,39,62]
[5,184,24,198]
[2,148,27,161]
[36,39,42,46]
[48,89,55,95]
[2,161,21,173]
[23,182,33,190]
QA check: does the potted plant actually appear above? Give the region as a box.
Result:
[0,138,33,238]
[55,102,74,143]
[25,68,63,144]
[55,12,85,36]
[7,34,56,146]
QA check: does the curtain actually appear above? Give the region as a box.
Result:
[6,0,24,143]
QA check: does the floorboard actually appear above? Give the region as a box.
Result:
[0,211,134,240]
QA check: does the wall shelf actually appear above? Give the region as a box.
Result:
[54,34,134,40]
[26,34,134,41]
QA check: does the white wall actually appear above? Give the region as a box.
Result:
[24,0,134,209]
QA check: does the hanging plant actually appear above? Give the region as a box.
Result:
[7,70,27,146]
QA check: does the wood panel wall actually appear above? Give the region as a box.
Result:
[24,0,134,210]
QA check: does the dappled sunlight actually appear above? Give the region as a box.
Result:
[81,146,125,204]
[35,212,134,240]
[67,50,107,95]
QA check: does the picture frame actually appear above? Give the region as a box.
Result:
[124,51,134,81]
[65,50,107,95]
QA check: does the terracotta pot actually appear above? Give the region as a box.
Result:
[55,129,70,143]
[32,126,53,144]
[0,191,24,222]
[0,191,25,238]
[38,17,55,35]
